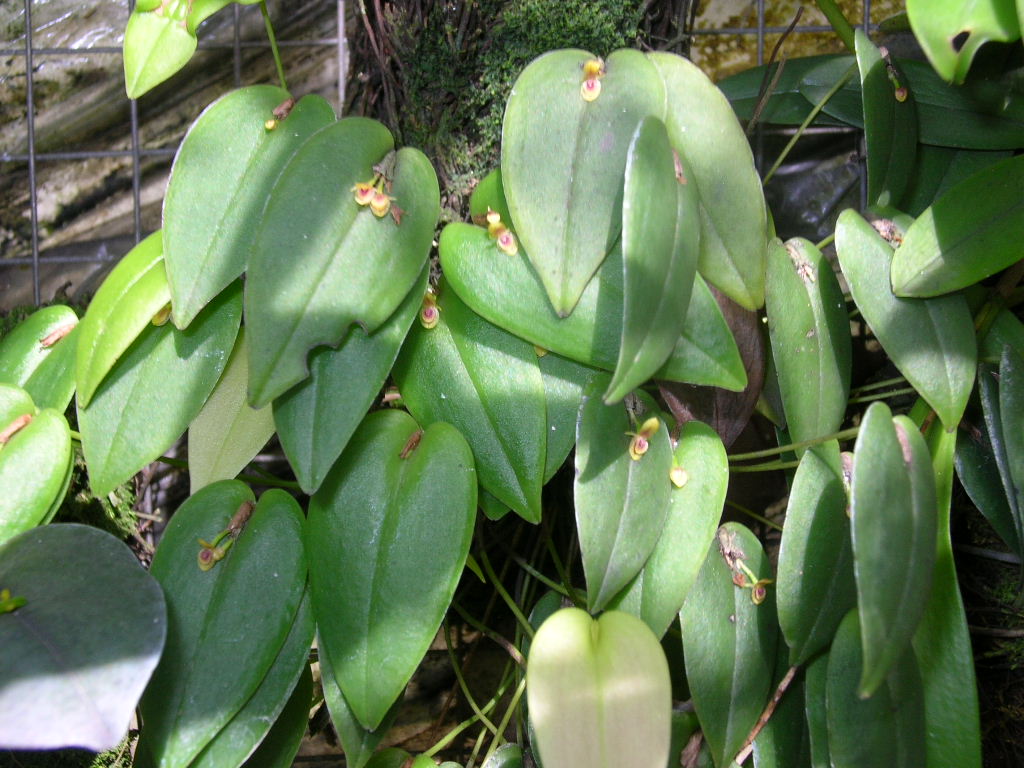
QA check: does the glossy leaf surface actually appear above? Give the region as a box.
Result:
[165,87,335,328]
[574,383,672,611]
[501,48,665,316]
[123,8,196,99]
[76,231,170,408]
[999,345,1024,533]
[892,154,1024,297]
[907,0,1021,83]
[188,328,275,494]
[835,209,975,429]
[680,523,777,768]
[393,282,545,522]
[538,350,597,482]
[0,524,166,751]
[903,146,1013,217]
[803,653,830,768]
[246,118,438,407]
[850,403,937,697]
[610,421,728,638]
[649,51,768,310]
[765,238,850,448]
[608,114,698,402]
[439,223,745,392]
[239,663,313,768]
[274,265,425,495]
[751,644,810,768]
[307,410,476,729]
[78,283,241,496]
[139,482,307,768]
[526,608,671,768]
[0,305,78,400]
[22,323,79,412]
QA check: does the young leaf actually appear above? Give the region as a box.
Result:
[649,51,768,311]
[607,114,699,403]
[501,49,666,316]
[765,238,851,448]
[307,411,476,730]
[0,524,166,751]
[891,154,1024,297]
[273,265,425,495]
[165,87,336,329]
[187,328,276,494]
[245,119,438,407]
[835,209,975,429]
[78,282,242,496]
[123,7,196,99]
[679,523,778,768]
[907,0,1022,84]
[850,402,937,698]
[75,231,170,408]
[610,421,728,639]
[138,483,307,768]
[574,383,672,611]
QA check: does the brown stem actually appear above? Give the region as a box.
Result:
[734,665,800,764]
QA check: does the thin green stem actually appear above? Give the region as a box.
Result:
[478,546,534,640]
[545,536,585,609]
[444,622,499,737]
[451,601,525,667]
[729,426,860,461]
[847,386,917,405]
[814,0,857,53]
[731,459,800,473]
[763,62,857,185]
[512,556,572,599]
[481,676,528,766]
[424,672,515,756]
[260,1,288,91]
[815,232,835,251]
[69,429,82,442]
[849,375,906,395]
[726,499,784,532]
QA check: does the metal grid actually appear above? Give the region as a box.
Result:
[1,0,877,308]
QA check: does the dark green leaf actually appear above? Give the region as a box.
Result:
[977,361,1024,553]
[955,415,1020,555]
[717,55,850,126]
[537,351,598,482]
[482,743,523,768]
[999,345,1024,529]
[902,146,1012,217]
[751,641,810,768]
[803,653,830,768]
[240,663,313,768]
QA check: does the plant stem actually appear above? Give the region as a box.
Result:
[154,455,301,490]
[849,375,906,394]
[815,232,835,250]
[730,459,800,473]
[424,672,516,756]
[444,622,500,736]
[480,676,528,766]
[814,0,857,53]
[734,666,800,764]
[69,429,82,442]
[847,386,916,405]
[512,555,572,599]
[729,426,860,461]
[762,62,857,185]
[725,500,784,532]
[451,601,526,667]
[260,0,288,91]
[478,545,534,640]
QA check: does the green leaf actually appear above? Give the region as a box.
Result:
[574,383,672,611]
[501,49,666,316]
[850,402,937,698]
[187,328,275,494]
[607,115,699,403]
[537,351,598,482]
[856,30,918,209]
[76,231,171,407]
[468,168,512,226]
[826,610,926,768]
[526,608,671,768]
[482,743,523,768]
[765,238,851,448]
[0,524,165,751]
[439,223,745,392]
[245,119,439,406]
[955,413,1021,555]
[976,361,1024,553]
[392,281,546,523]
[22,323,79,412]
[273,265,425,495]
[0,406,72,545]
[165,87,335,329]
[364,748,414,768]
[679,523,778,768]
[776,442,856,666]
[610,421,728,639]
[902,146,1012,217]
[797,56,863,127]
[751,642,810,768]
[835,209,975,429]
[0,305,78,407]
[138,482,307,768]
[190,592,314,768]
[123,7,197,99]
[803,653,830,768]
[891,155,1024,297]
[649,51,768,311]
[999,345,1024,528]
[907,0,1021,83]
[717,55,850,126]
[307,410,476,729]
[240,663,313,768]
[78,282,241,496]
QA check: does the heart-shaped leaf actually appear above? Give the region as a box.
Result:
[123,6,196,99]
[78,282,241,496]
[775,441,856,665]
[76,231,171,408]
[273,265,426,495]
[245,119,439,407]
[187,328,276,494]
[892,154,1024,297]
[679,523,778,768]
[648,51,768,311]
[0,524,166,751]
[574,383,672,611]
[607,114,699,403]
[307,410,476,729]
[501,48,666,316]
[526,608,671,768]
[835,209,975,429]
[907,0,1022,83]
[164,87,336,329]
[0,305,79,410]
[850,403,937,698]
[439,223,745,392]
[765,238,851,448]
[392,281,546,522]
[138,481,307,768]
[609,420,728,638]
